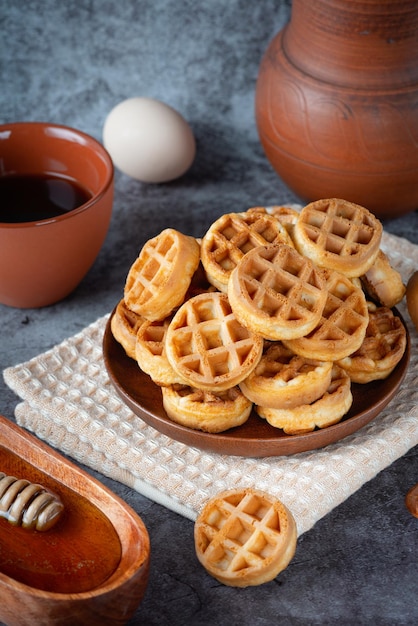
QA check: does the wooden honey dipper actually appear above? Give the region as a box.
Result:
[0,471,64,531]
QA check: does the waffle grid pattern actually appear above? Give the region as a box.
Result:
[253,345,325,381]
[166,292,262,388]
[125,230,178,304]
[298,200,379,257]
[284,269,369,360]
[137,319,169,357]
[202,212,292,286]
[195,491,289,576]
[241,245,324,320]
[361,308,406,362]
[110,299,145,359]
[337,307,407,383]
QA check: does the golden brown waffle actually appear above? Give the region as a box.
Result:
[201,210,294,292]
[162,385,252,433]
[243,205,300,226]
[124,228,200,321]
[165,291,263,391]
[361,250,406,308]
[257,365,353,434]
[337,306,407,383]
[194,488,297,587]
[292,198,382,277]
[110,298,146,359]
[228,243,328,340]
[135,317,186,387]
[240,342,333,409]
[284,268,369,361]
[267,205,300,229]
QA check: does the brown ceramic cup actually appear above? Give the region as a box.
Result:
[0,122,114,308]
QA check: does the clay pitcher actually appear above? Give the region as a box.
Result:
[255,0,418,218]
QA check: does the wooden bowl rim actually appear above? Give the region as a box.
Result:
[0,415,150,599]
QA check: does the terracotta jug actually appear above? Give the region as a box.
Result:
[255,0,418,218]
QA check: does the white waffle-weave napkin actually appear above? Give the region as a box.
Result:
[3,231,418,536]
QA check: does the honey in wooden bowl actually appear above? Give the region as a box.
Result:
[0,448,122,594]
[0,415,150,626]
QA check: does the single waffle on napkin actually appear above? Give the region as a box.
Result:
[3,231,418,536]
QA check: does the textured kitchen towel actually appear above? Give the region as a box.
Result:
[4,230,418,536]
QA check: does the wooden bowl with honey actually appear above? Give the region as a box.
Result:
[0,414,150,626]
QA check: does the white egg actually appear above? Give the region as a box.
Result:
[102,97,196,183]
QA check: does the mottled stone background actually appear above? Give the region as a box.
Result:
[1,2,417,625]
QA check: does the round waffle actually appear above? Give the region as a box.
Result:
[110,298,146,360]
[194,487,297,587]
[267,205,300,229]
[162,385,252,433]
[228,243,328,340]
[337,306,407,383]
[165,291,263,391]
[201,210,294,292]
[361,250,406,308]
[135,317,186,387]
[240,342,333,409]
[283,267,369,361]
[243,205,300,227]
[292,198,382,278]
[124,228,200,320]
[257,365,353,435]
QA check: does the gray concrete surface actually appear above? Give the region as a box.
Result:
[1,2,417,624]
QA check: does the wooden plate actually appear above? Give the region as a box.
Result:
[103,309,410,457]
[0,414,150,626]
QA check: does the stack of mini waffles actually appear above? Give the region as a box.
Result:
[111,198,407,435]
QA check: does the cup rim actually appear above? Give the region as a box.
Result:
[0,121,114,229]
